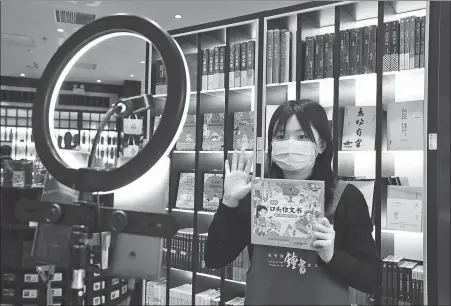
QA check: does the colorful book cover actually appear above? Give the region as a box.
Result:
[387,100,423,150]
[176,115,196,150]
[341,106,376,151]
[176,172,195,210]
[251,178,325,250]
[386,186,422,232]
[202,172,224,211]
[202,113,224,150]
[233,111,254,150]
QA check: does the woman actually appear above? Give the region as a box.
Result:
[205,100,380,305]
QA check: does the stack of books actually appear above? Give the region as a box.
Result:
[266,29,295,84]
[381,255,424,306]
[145,282,245,306]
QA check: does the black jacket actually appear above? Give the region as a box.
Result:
[205,184,380,295]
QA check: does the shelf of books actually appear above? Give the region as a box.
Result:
[143,1,434,305]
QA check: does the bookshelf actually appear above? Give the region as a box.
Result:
[142,1,449,305]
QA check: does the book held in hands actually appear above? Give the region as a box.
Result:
[251,178,325,250]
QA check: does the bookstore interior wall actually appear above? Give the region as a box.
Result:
[143,1,434,306]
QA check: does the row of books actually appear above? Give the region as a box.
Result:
[154,112,254,151]
[162,230,219,276]
[145,281,245,306]
[381,255,424,305]
[266,29,296,84]
[383,16,426,73]
[201,41,256,91]
[304,33,334,80]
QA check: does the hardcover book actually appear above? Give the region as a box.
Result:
[234,43,241,87]
[218,46,225,89]
[202,49,209,91]
[213,47,220,89]
[386,186,422,232]
[233,111,254,150]
[202,113,224,150]
[251,178,325,250]
[203,172,224,212]
[386,100,423,150]
[240,42,248,86]
[175,115,196,150]
[272,29,280,83]
[341,106,376,151]
[229,43,235,88]
[207,48,215,90]
[247,40,256,86]
[266,30,273,84]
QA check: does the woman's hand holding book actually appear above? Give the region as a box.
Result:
[223,147,253,208]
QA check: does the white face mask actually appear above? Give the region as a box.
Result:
[271,139,319,172]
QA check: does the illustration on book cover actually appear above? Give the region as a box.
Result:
[251,178,325,250]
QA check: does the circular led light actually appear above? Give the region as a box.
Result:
[20,73,25,77]
[175,15,182,19]
[96,79,102,83]
[130,74,134,77]
[57,29,65,33]
[32,14,190,192]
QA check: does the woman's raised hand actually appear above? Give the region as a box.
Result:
[222,147,253,208]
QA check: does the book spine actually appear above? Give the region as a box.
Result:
[400,18,405,71]
[409,16,416,69]
[391,21,399,72]
[405,265,413,306]
[219,46,225,89]
[369,25,377,73]
[229,43,235,88]
[284,31,291,82]
[399,264,405,305]
[291,31,296,81]
[240,42,248,86]
[404,18,410,70]
[420,17,425,68]
[412,268,417,306]
[383,23,390,72]
[266,30,273,84]
[344,29,350,75]
[387,259,393,305]
[272,29,281,83]
[318,35,324,79]
[415,17,421,69]
[304,38,310,80]
[202,49,209,91]
[314,35,319,79]
[382,260,388,305]
[214,47,220,89]
[234,43,241,87]
[280,30,287,83]
[340,31,346,76]
[247,40,255,86]
[323,33,329,77]
[309,37,315,80]
[394,261,401,306]
[349,29,357,75]
[362,26,370,74]
[208,48,214,90]
[354,29,361,75]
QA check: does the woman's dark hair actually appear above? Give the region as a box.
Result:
[256,205,268,218]
[267,99,335,206]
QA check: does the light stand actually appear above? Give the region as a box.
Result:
[16,14,190,305]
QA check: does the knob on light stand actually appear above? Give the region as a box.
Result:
[15,14,190,305]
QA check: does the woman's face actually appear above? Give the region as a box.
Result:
[272,115,325,151]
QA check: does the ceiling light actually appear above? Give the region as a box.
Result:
[96,79,101,83]
[20,73,25,77]
[140,60,145,64]
[57,29,64,33]
[130,74,134,77]
[175,15,182,19]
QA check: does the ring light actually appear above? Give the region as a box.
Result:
[32,14,190,192]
